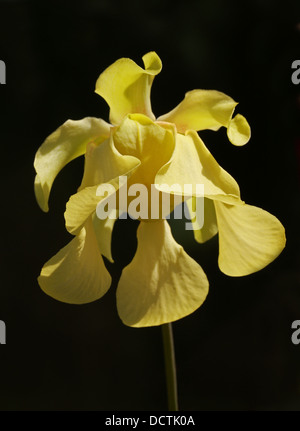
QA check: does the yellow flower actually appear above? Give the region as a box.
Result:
[34,52,286,327]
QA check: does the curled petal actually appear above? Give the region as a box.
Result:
[227,114,251,146]
[215,202,286,276]
[116,220,209,327]
[34,117,111,212]
[38,219,111,304]
[158,89,237,133]
[155,130,241,204]
[95,52,162,125]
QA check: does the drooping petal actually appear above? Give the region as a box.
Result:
[157,89,237,133]
[116,220,209,327]
[155,130,241,204]
[215,201,286,276]
[186,197,218,243]
[95,52,162,125]
[38,219,111,304]
[34,117,111,212]
[227,114,251,146]
[92,211,118,263]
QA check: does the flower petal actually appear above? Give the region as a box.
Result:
[227,114,251,146]
[65,135,140,235]
[113,114,175,189]
[34,117,111,212]
[92,211,118,263]
[158,89,237,133]
[79,132,141,190]
[38,219,111,304]
[65,176,134,236]
[186,197,218,243]
[215,202,286,276]
[65,184,107,235]
[155,130,241,204]
[95,52,162,125]
[116,220,209,327]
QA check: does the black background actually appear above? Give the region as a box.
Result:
[0,0,299,411]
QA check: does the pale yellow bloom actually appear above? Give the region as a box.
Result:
[34,52,286,327]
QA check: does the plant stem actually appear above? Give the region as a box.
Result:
[161,323,179,411]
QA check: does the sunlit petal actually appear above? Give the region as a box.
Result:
[215,202,286,276]
[95,52,162,125]
[65,176,132,235]
[116,220,209,327]
[113,114,175,189]
[155,130,241,204]
[66,131,141,234]
[34,117,111,212]
[158,89,237,133]
[92,211,118,263]
[65,184,106,235]
[227,114,251,146]
[38,219,111,304]
[79,132,140,190]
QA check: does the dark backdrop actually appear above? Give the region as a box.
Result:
[0,0,299,411]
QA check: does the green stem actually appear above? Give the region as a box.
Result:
[161,323,179,411]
